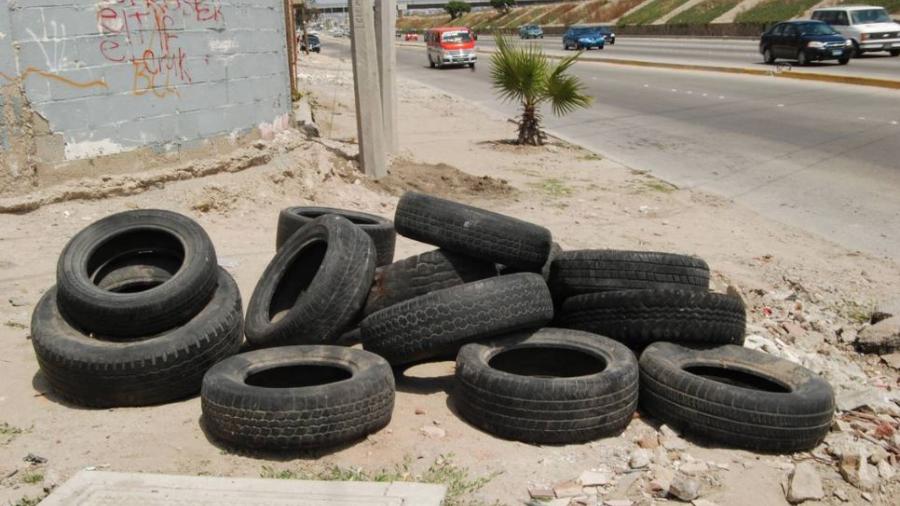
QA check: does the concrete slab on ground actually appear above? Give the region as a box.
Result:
[42,471,446,506]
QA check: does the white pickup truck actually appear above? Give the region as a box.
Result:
[811,5,900,56]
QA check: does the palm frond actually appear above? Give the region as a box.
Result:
[490,35,548,106]
[545,56,592,116]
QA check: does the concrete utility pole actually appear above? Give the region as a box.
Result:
[374,0,398,154]
[348,0,387,178]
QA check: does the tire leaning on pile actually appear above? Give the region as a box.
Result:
[276,206,396,267]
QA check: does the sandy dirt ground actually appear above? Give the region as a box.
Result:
[1,52,899,505]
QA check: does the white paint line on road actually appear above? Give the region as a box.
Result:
[777,104,785,107]
[891,120,898,125]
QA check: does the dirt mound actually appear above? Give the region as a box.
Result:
[367,159,516,200]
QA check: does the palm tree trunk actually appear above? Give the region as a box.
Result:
[518,103,543,145]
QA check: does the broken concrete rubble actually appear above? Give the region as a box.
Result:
[786,462,825,503]
[839,451,880,492]
[856,316,900,354]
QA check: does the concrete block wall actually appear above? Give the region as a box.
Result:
[1,0,291,194]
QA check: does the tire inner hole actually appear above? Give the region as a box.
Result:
[246,364,352,388]
[299,211,377,226]
[489,347,607,378]
[88,229,184,293]
[684,366,791,393]
[269,240,328,323]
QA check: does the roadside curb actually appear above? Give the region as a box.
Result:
[395,42,900,91]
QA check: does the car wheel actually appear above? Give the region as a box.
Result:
[891,49,900,57]
[763,48,775,64]
[852,41,861,57]
[839,56,850,65]
[796,50,807,66]
[428,55,434,68]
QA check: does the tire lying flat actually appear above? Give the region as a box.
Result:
[639,342,834,452]
[201,346,395,451]
[558,289,745,348]
[276,207,396,266]
[394,192,553,271]
[363,248,498,317]
[245,214,376,348]
[55,209,218,338]
[549,249,709,300]
[361,273,554,365]
[32,268,243,407]
[455,328,639,444]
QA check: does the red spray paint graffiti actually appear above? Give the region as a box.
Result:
[97,1,224,98]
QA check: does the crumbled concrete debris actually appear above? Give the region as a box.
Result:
[414,408,426,415]
[786,462,824,503]
[835,387,900,416]
[636,432,659,449]
[659,425,688,451]
[23,453,46,465]
[871,300,899,324]
[839,327,858,344]
[554,480,584,498]
[42,468,61,492]
[868,446,889,465]
[419,425,445,438]
[648,466,674,497]
[669,475,701,501]
[679,460,709,476]
[692,500,719,506]
[856,316,900,354]
[528,485,554,500]
[877,460,895,481]
[881,352,900,370]
[839,451,880,491]
[629,449,651,469]
[570,496,597,506]
[604,500,632,506]
[579,470,614,486]
[833,488,849,502]
[8,296,28,307]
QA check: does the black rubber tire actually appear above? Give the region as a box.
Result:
[558,289,745,348]
[276,207,396,267]
[363,249,498,316]
[56,209,218,338]
[361,273,554,365]
[455,328,638,444]
[394,192,553,271]
[549,249,709,300]
[639,342,834,452]
[202,346,394,451]
[501,242,562,281]
[32,268,243,408]
[246,215,376,348]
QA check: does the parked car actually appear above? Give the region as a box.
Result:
[519,24,544,39]
[759,20,851,65]
[812,5,900,56]
[404,32,419,41]
[596,26,616,45]
[300,34,320,53]
[563,26,606,50]
[425,26,477,68]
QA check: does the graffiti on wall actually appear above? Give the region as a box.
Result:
[97,0,225,98]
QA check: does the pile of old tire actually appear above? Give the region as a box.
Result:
[201,210,396,451]
[30,209,243,408]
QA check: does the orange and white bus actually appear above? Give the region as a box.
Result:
[425,26,477,69]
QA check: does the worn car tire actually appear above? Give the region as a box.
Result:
[394,192,553,270]
[455,328,638,444]
[246,215,376,348]
[549,249,709,300]
[201,346,394,450]
[639,342,834,452]
[56,209,218,338]
[558,289,745,348]
[363,249,498,316]
[32,268,243,408]
[276,207,396,266]
[361,273,554,365]
[502,242,562,280]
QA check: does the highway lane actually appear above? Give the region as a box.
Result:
[472,35,900,81]
[325,39,900,259]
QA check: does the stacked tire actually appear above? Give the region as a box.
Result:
[31,210,243,407]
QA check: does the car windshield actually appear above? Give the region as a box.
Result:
[796,22,837,35]
[851,8,891,24]
[442,31,472,43]
[572,28,601,37]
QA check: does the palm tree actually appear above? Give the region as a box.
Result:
[490,35,592,145]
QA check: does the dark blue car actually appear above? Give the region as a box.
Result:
[563,27,605,51]
[759,20,851,65]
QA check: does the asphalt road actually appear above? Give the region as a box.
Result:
[476,35,900,81]
[326,39,900,260]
